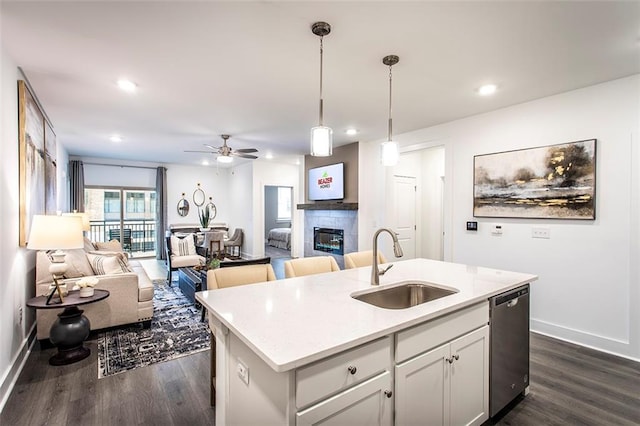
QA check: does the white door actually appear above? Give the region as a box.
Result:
[393,176,417,259]
[296,372,393,426]
[395,343,450,426]
[450,326,490,426]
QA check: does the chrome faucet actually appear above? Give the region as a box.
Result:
[371,228,404,286]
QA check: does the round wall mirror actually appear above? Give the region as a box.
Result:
[177,195,190,217]
[206,199,217,221]
[193,184,206,207]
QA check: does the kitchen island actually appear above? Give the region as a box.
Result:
[196,258,537,425]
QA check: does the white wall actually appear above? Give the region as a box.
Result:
[165,164,230,227]
[0,45,31,412]
[361,75,640,360]
[228,162,254,257]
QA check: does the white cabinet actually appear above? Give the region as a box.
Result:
[296,372,393,426]
[296,337,393,426]
[395,326,489,426]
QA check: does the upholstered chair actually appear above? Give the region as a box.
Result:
[283,256,340,278]
[207,263,276,289]
[225,228,243,258]
[344,250,388,269]
[206,263,277,406]
[165,234,205,281]
[200,231,225,260]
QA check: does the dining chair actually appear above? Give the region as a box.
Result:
[283,256,340,278]
[344,250,387,269]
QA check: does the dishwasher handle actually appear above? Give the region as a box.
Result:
[492,285,529,307]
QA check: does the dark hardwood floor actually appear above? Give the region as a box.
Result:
[2,333,638,425]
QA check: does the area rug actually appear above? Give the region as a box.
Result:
[97,280,210,378]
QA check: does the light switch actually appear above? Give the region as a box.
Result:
[491,224,503,236]
[532,227,550,239]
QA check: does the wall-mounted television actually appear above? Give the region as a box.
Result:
[308,163,344,201]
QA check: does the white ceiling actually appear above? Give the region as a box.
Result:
[2,1,639,167]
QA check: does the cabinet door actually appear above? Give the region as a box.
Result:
[395,343,450,426]
[449,326,489,426]
[296,372,393,426]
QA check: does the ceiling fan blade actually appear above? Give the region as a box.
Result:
[204,144,221,150]
[233,153,258,159]
[234,148,258,153]
[184,150,214,153]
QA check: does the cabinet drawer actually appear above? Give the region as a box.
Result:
[296,336,392,409]
[396,301,488,363]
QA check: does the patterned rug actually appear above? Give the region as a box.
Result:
[97,280,210,378]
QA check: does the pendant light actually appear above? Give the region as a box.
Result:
[310,21,333,157]
[381,55,400,166]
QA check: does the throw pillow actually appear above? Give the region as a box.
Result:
[83,237,96,252]
[86,253,131,275]
[95,239,124,252]
[171,234,196,256]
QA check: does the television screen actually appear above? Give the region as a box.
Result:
[308,163,344,201]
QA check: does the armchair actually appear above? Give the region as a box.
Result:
[225,228,243,259]
[165,234,205,281]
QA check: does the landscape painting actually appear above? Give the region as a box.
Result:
[474,139,596,220]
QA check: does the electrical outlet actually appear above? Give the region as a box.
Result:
[532,227,550,239]
[237,360,249,385]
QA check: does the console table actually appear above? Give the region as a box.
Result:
[27,289,109,365]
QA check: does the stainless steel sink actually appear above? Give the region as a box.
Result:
[352,281,458,309]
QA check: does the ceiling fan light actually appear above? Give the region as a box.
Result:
[310,126,333,157]
[217,155,233,164]
[381,141,399,166]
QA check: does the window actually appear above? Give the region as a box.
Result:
[277,187,292,221]
[104,191,120,213]
[126,192,145,213]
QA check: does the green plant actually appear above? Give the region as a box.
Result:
[199,207,210,228]
[208,257,220,270]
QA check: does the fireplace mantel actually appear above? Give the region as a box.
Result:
[297,202,358,211]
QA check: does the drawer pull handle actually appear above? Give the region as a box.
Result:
[453,354,459,361]
[447,357,453,364]
[347,366,357,375]
[384,390,393,398]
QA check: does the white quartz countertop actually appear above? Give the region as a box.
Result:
[196,258,537,373]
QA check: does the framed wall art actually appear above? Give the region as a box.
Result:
[473,139,596,220]
[18,80,52,246]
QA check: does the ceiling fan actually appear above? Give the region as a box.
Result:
[185,134,258,163]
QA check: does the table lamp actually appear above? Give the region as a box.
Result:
[27,215,84,304]
[62,211,90,232]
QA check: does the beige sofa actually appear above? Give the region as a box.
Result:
[34,238,154,340]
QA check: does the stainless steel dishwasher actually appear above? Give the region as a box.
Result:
[489,284,530,417]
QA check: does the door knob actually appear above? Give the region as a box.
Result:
[384,390,393,398]
[347,366,357,375]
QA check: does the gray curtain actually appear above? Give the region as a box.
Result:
[156,166,168,260]
[69,160,85,212]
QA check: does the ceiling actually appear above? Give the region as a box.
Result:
[2,1,639,167]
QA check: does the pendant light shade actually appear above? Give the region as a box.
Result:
[310,21,333,157]
[381,55,400,166]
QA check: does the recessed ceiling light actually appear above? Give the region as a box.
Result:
[346,128,358,136]
[265,153,273,160]
[117,79,137,93]
[477,84,497,96]
[109,134,123,143]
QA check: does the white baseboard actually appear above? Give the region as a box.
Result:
[531,319,640,363]
[0,324,36,413]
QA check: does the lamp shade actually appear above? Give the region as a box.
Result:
[26,215,84,250]
[217,155,233,163]
[62,212,90,231]
[310,126,333,157]
[381,141,399,166]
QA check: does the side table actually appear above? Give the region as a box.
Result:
[27,289,110,366]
